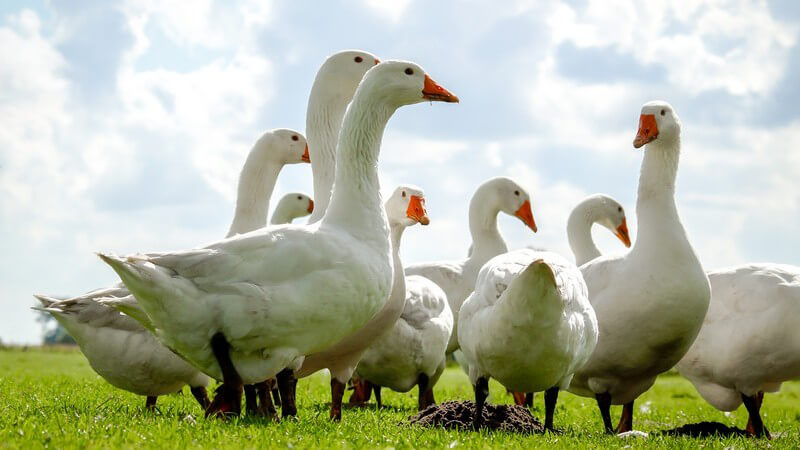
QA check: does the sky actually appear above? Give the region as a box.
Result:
[1,0,799,344]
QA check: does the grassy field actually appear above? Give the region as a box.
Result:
[1,346,797,449]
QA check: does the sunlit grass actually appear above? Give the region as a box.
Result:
[1,347,797,448]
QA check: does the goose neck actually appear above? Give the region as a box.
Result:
[321,94,393,244]
[567,204,601,266]
[226,158,282,237]
[468,191,507,258]
[390,222,406,258]
[306,97,350,224]
[269,204,292,225]
[636,138,679,203]
[633,137,684,253]
[389,222,407,306]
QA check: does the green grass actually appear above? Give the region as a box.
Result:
[1,347,797,449]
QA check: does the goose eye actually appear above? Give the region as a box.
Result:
[660,109,666,116]
[404,68,414,75]
[618,206,622,212]
[297,196,303,200]
[514,190,520,196]
[291,135,299,141]
[354,56,363,63]
[401,191,406,197]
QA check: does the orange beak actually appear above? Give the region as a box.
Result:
[422,74,459,103]
[615,218,631,248]
[514,200,537,232]
[307,199,314,214]
[374,58,380,65]
[301,144,310,163]
[406,195,430,225]
[633,114,658,149]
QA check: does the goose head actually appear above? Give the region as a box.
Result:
[281,192,314,217]
[633,101,681,149]
[315,50,380,102]
[269,129,310,164]
[594,195,631,247]
[385,185,430,227]
[485,177,537,233]
[358,60,459,108]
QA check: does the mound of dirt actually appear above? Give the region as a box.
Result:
[661,421,750,438]
[405,400,544,433]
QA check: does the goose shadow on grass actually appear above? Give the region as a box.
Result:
[659,421,754,438]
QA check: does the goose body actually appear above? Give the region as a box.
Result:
[344,187,453,412]
[102,224,392,383]
[676,263,800,437]
[33,129,307,409]
[405,177,537,353]
[99,61,459,416]
[356,275,452,396]
[261,50,381,419]
[493,193,630,408]
[452,194,629,381]
[288,50,384,382]
[295,185,432,419]
[350,275,453,411]
[34,293,210,402]
[567,101,711,433]
[459,249,597,429]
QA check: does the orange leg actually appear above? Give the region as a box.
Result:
[276,369,297,418]
[615,401,634,434]
[417,373,435,411]
[742,391,771,439]
[330,379,346,421]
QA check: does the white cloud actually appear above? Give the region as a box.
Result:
[525,55,642,155]
[547,0,797,96]
[118,51,275,200]
[361,0,411,23]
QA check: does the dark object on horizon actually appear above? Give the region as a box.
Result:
[36,310,76,345]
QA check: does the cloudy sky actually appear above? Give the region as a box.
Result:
[2,0,799,344]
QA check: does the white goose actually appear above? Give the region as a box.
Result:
[405,177,538,354]
[567,101,711,434]
[348,189,453,412]
[119,50,378,419]
[459,249,598,430]
[294,184,433,420]
[503,193,631,408]
[227,130,311,236]
[33,290,211,410]
[270,193,314,225]
[34,129,308,411]
[272,49,380,418]
[676,263,800,438]
[568,194,631,266]
[98,61,459,417]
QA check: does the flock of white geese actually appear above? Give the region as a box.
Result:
[34,49,799,438]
